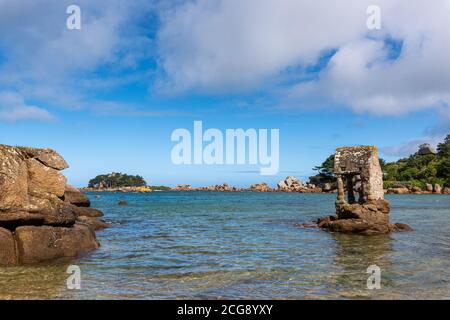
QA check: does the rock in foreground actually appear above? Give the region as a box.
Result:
[0,144,105,266]
[15,224,99,264]
[64,185,91,207]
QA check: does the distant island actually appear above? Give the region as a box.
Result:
[88,172,147,189]
[86,172,170,192]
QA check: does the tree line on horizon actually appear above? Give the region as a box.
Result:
[87,172,172,191]
[88,172,147,189]
[310,135,450,189]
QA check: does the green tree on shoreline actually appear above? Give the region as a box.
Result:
[310,154,335,185]
[383,135,450,188]
[310,135,450,189]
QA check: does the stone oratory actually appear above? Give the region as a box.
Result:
[317,146,412,235]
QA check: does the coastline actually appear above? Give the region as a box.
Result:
[80,183,450,195]
[80,188,450,195]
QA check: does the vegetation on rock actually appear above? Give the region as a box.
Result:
[309,154,335,185]
[310,135,450,189]
[383,135,450,188]
[88,172,147,189]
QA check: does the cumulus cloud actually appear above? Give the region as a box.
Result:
[157,0,450,119]
[0,0,154,116]
[0,91,55,121]
[157,0,367,93]
[2,0,450,129]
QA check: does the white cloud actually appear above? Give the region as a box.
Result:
[157,0,367,93]
[0,0,153,114]
[0,91,55,121]
[157,0,450,119]
[1,0,450,129]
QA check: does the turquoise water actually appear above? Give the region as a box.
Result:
[1,192,449,299]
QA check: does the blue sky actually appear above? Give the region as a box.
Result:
[0,1,449,187]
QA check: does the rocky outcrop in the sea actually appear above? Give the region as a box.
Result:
[197,183,242,192]
[317,146,412,235]
[0,144,106,266]
[174,184,193,191]
[250,183,272,192]
[277,176,322,193]
[386,182,446,194]
[317,199,412,235]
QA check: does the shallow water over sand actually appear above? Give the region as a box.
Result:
[1,192,449,299]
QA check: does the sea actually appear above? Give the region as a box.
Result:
[1,192,449,299]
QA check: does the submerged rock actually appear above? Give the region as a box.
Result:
[294,222,318,229]
[392,223,414,232]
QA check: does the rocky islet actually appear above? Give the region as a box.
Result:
[316,146,412,235]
